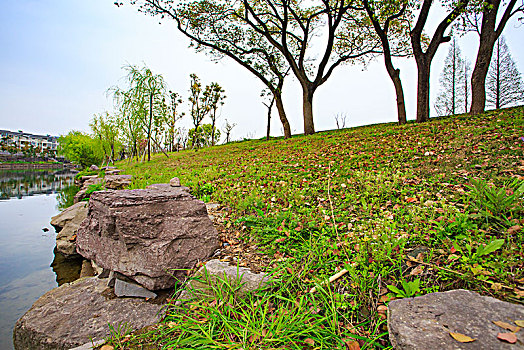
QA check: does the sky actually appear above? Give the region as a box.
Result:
[0,0,523,141]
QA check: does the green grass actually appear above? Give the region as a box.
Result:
[106,107,524,349]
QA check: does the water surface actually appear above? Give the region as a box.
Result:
[0,169,77,350]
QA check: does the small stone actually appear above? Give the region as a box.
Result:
[169,177,181,187]
[89,165,100,171]
[104,174,132,189]
[79,260,95,278]
[42,227,49,232]
[114,278,157,299]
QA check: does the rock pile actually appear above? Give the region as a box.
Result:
[77,178,220,291]
[73,167,133,203]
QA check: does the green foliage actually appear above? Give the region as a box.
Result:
[467,178,524,226]
[58,131,104,168]
[57,185,80,210]
[188,124,221,148]
[387,279,421,298]
[85,183,105,196]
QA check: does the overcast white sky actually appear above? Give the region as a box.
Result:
[0,0,522,141]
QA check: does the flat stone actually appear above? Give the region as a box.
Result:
[77,186,219,290]
[114,278,157,299]
[178,259,270,302]
[13,277,163,350]
[104,174,132,189]
[51,202,88,232]
[105,169,122,175]
[388,289,524,350]
[55,203,88,257]
[170,177,181,187]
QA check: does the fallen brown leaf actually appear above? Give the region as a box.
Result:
[515,320,524,327]
[497,332,517,344]
[304,338,315,346]
[493,320,520,332]
[449,332,476,343]
[344,339,361,350]
[100,345,114,350]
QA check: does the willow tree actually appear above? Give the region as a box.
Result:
[90,112,121,164]
[110,64,169,161]
[459,0,524,114]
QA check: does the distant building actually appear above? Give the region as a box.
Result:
[0,129,59,153]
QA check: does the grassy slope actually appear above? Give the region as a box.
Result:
[112,107,524,349]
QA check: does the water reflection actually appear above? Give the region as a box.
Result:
[0,169,77,200]
[51,248,83,286]
[0,169,81,350]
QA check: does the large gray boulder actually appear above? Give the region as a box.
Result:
[388,289,524,349]
[104,174,132,189]
[50,202,88,232]
[55,203,88,257]
[13,277,162,350]
[76,185,220,290]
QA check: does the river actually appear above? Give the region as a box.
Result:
[0,169,80,350]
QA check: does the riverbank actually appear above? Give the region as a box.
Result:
[103,106,524,348]
[0,162,73,170]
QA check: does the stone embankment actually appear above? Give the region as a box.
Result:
[14,168,269,350]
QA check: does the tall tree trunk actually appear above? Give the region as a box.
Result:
[274,94,292,139]
[148,93,153,161]
[302,87,315,135]
[385,66,407,125]
[415,58,431,122]
[266,97,274,141]
[470,34,496,114]
[469,0,508,114]
[211,111,216,146]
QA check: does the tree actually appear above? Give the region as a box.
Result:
[188,74,212,148]
[166,91,184,152]
[58,131,104,168]
[90,112,121,164]
[460,0,524,114]
[262,92,275,141]
[128,0,380,135]
[410,0,470,122]
[207,83,226,146]
[362,0,413,124]
[188,124,221,148]
[334,113,348,129]
[129,0,293,138]
[110,64,170,161]
[434,38,467,116]
[486,36,524,109]
[222,119,236,143]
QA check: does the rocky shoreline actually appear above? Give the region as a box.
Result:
[13,167,269,350]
